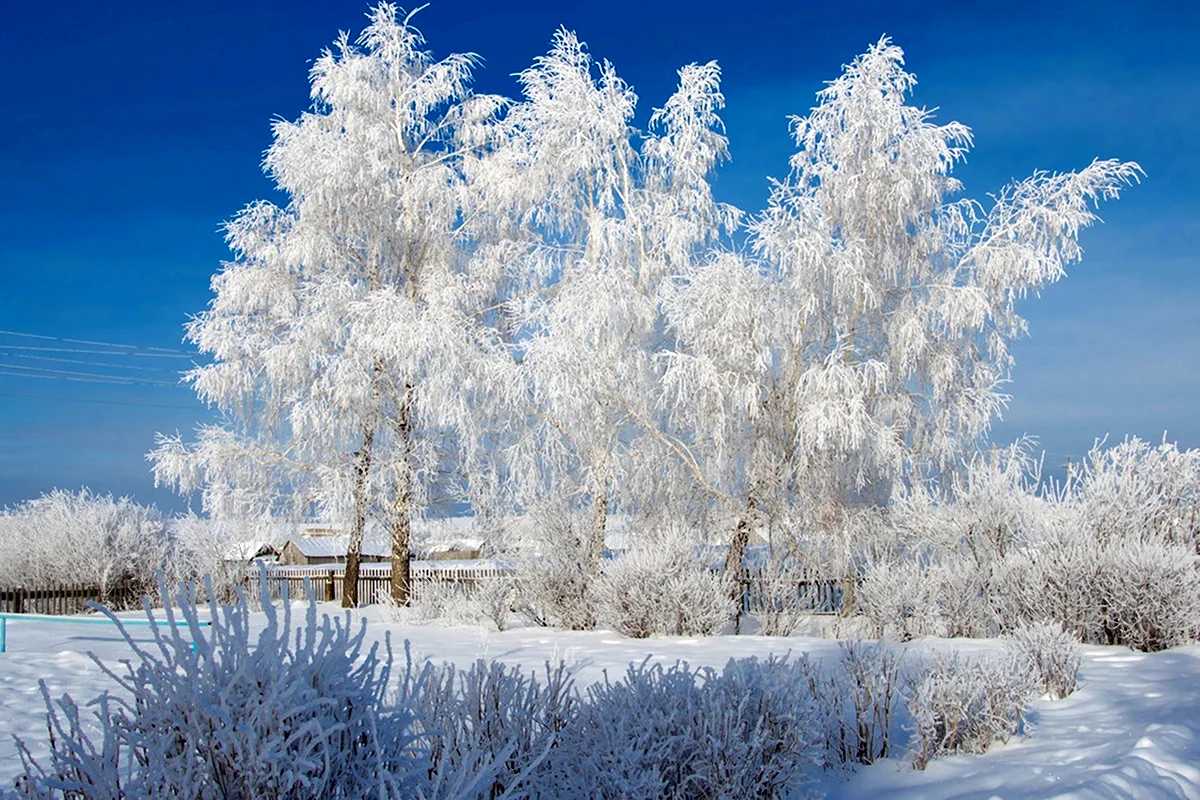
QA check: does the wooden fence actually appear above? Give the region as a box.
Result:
[254,564,843,614]
[735,567,842,614]
[0,566,844,617]
[252,564,516,605]
[0,582,139,615]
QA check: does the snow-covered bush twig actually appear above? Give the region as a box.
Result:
[407,659,575,799]
[13,571,428,799]
[594,533,734,638]
[908,650,1034,770]
[1003,621,1082,699]
[544,656,821,798]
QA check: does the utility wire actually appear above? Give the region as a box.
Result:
[0,329,196,355]
[0,344,197,359]
[0,392,202,410]
[0,367,181,387]
[0,351,186,374]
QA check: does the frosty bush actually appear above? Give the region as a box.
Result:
[12,574,428,799]
[515,515,598,631]
[924,558,991,638]
[1003,621,1082,699]
[755,563,818,637]
[543,656,821,798]
[1073,436,1200,549]
[985,551,1047,635]
[472,578,518,632]
[856,561,928,641]
[815,639,904,766]
[395,577,518,631]
[1097,538,1200,652]
[408,659,576,799]
[167,514,258,603]
[410,580,487,628]
[594,533,733,638]
[908,650,1034,770]
[0,489,170,605]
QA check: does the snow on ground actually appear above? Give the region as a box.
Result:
[2,604,1198,798]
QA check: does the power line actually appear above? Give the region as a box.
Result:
[0,329,196,355]
[0,392,203,410]
[0,367,182,387]
[0,344,197,359]
[0,351,186,374]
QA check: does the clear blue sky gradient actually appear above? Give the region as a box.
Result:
[1,0,1196,513]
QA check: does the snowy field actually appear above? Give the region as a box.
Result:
[2,604,1199,798]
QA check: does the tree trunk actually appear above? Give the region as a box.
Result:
[391,385,414,605]
[587,461,611,577]
[724,495,757,575]
[589,489,609,576]
[343,425,375,608]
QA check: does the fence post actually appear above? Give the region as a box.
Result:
[326,571,336,603]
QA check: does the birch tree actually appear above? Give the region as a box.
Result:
[662,37,1140,573]
[489,30,737,573]
[150,4,508,605]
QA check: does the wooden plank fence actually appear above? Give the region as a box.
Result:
[735,566,843,615]
[0,582,140,615]
[0,566,844,617]
[251,564,516,605]
[253,564,844,613]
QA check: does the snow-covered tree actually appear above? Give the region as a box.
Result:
[489,31,738,571]
[0,489,170,604]
[150,4,509,605]
[661,37,1140,572]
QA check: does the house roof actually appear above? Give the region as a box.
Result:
[286,535,391,559]
[223,541,279,561]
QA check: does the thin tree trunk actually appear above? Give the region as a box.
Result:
[588,463,610,577]
[343,425,375,608]
[391,384,414,605]
[589,490,609,576]
[724,495,757,575]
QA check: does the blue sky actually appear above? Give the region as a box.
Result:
[1,0,1196,513]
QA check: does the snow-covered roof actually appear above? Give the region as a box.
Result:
[286,536,391,559]
[222,541,278,561]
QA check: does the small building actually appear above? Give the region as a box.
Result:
[279,534,391,566]
[222,541,280,564]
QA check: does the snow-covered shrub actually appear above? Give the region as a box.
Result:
[755,563,818,637]
[595,533,733,638]
[1003,621,1082,699]
[924,557,990,638]
[0,489,170,606]
[987,533,1199,652]
[908,650,1034,770]
[856,561,928,641]
[1097,538,1200,652]
[985,551,1046,635]
[397,578,518,632]
[12,574,427,798]
[167,514,258,603]
[544,656,821,798]
[1021,532,1108,644]
[817,639,904,766]
[408,659,577,798]
[945,441,1051,564]
[515,515,597,631]
[411,579,487,627]
[1072,436,1200,549]
[472,578,518,632]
